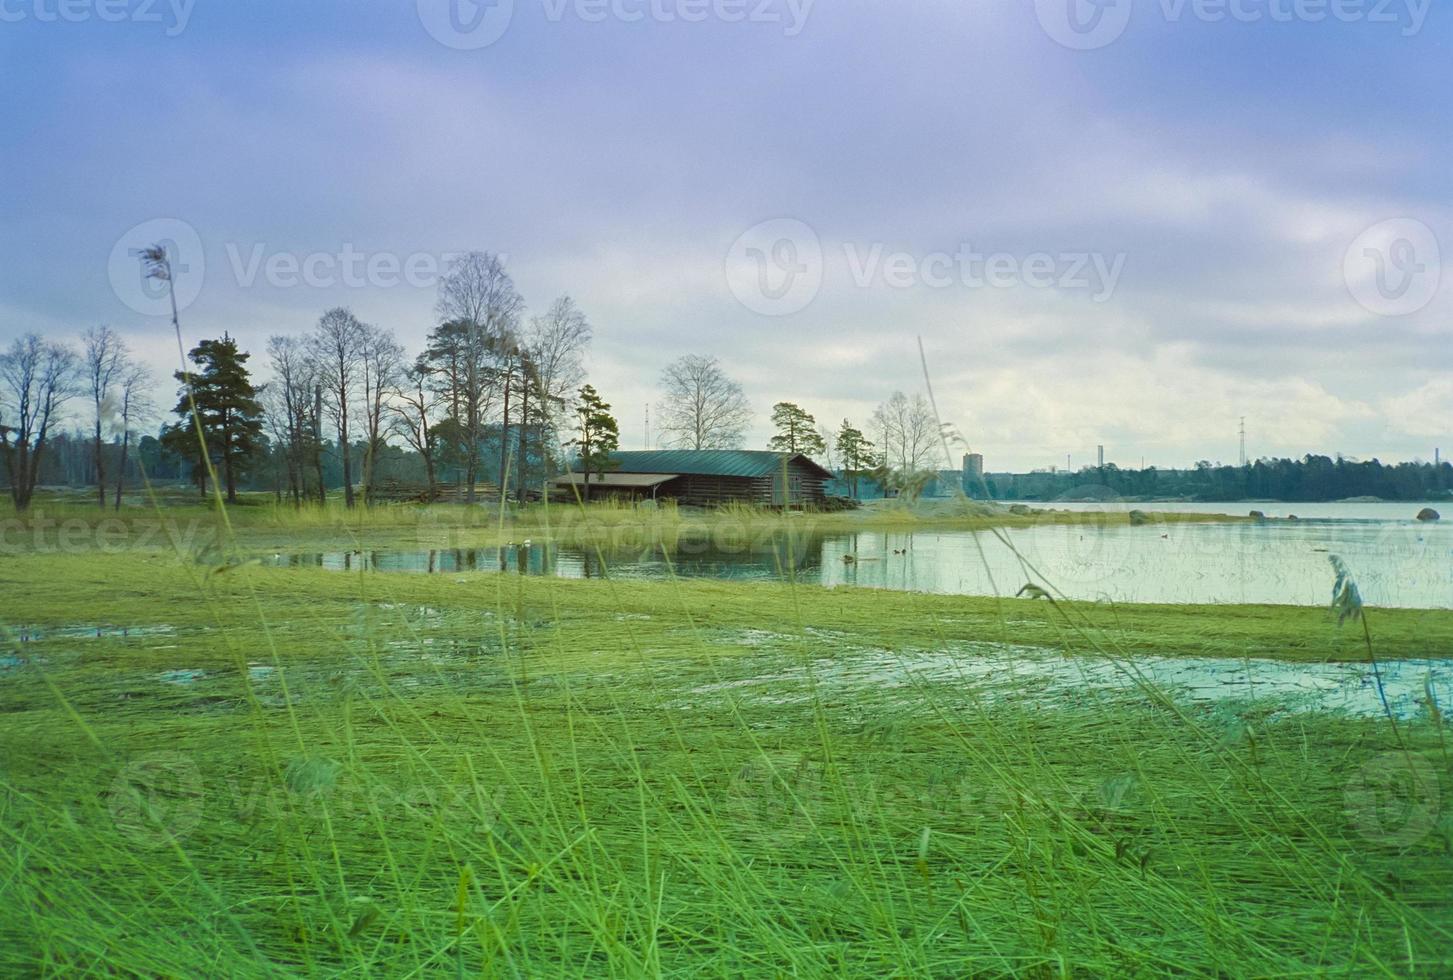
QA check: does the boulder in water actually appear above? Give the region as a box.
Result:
[1128,510,1151,526]
[1249,510,1265,521]
[1416,507,1440,522]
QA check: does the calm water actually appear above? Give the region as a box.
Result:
[265,506,1453,609]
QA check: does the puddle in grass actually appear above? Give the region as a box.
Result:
[684,640,1451,720]
[11,624,178,643]
[158,668,209,686]
[10,616,1443,721]
[180,640,519,707]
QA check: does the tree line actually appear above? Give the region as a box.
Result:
[0,250,597,511]
[2,245,958,510]
[0,327,152,512]
[991,457,1453,503]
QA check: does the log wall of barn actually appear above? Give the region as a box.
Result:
[661,464,827,507]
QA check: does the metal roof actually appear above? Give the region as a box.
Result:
[572,450,833,480]
[548,472,677,488]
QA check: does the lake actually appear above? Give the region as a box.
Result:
[1043,500,1443,522]
[265,503,1452,609]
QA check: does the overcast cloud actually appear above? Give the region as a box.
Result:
[2,0,1448,471]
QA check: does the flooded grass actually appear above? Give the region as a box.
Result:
[676,635,1451,719]
[2,524,1452,974]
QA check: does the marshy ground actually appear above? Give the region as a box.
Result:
[1,498,1450,975]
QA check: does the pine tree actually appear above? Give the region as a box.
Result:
[569,384,619,503]
[162,334,265,503]
[767,401,827,457]
[835,419,874,499]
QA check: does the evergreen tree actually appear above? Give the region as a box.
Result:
[767,401,827,457]
[835,419,874,499]
[162,334,265,503]
[569,384,619,503]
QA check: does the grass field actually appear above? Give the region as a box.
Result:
[2,498,1450,975]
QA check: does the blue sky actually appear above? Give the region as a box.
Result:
[2,0,1449,471]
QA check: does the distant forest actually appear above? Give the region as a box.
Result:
[985,456,1453,503]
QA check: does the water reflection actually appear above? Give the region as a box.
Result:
[264,518,1453,609]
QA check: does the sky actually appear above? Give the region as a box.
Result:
[1,0,1449,473]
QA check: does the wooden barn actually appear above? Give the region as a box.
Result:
[552,450,833,508]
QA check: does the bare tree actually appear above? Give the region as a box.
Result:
[872,391,941,474]
[495,333,523,497]
[309,307,366,507]
[657,354,752,450]
[359,324,405,503]
[392,359,441,497]
[259,381,293,502]
[112,364,153,510]
[0,334,80,512]
[264,335,322,506]
[82,325,127,508]
[434,252,523,501]
[872,394,901,470]
[817,422,837,471]
[519,295,591,497]
[904,394,941,472]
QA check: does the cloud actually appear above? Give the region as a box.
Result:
[0,5,1448,471]
[1382,379,1453,441]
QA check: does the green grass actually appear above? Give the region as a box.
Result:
[1,501,1450,975]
